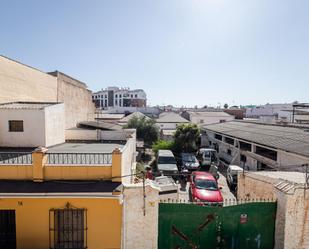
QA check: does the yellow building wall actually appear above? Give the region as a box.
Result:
[44,166,112,180]
[0,197,122,249]
[0,166,33,180]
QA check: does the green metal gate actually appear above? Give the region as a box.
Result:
[158,202,276,249]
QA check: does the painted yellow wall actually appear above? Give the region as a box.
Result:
[44,166,112,180]
[0,166,33,180]
[0,197,122,249]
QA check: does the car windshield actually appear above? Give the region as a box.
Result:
[158,156,176,164]
[195,179,218,190]
[203,151,218,162]
[182,154,196,162]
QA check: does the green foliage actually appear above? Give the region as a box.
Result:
[152,140,175,153]
[124,116,159,147]
[224,103,229,109]
[173,123,200,153]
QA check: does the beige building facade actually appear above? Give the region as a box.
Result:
[0,56,95,128]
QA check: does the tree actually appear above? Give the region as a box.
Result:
[173,123,200,153]
[124,116,159,147]
[224,103,229,109]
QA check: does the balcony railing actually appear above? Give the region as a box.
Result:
[46,153,112,165]
[0,152,32,165]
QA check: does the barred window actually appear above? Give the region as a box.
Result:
[49,205,87,249]
[8,120,23,132]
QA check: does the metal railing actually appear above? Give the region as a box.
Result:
[46,153,112,165]
[0,152,32,165]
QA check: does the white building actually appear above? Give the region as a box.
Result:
[245,103,293,118]
[0,102,65,147]
[181,111,234,126]
[202,121,309,171]
[93,87,147,108]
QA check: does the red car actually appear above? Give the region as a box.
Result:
[189,171,223,205]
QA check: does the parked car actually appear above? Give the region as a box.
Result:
[180,153,200,173]
[226,165,243,190]
[154,150,179,179]
[196,148,218,170]
[189,171,223,205]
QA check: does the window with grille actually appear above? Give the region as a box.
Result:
[8,120,23,132]
[49,206,87,249]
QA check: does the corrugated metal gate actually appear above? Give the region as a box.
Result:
[158,202,276,249]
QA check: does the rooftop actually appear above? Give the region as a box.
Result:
[0,101,61,110]
[78,121,122,130]
[247,171,306,185]
[203,121,309,157]
[186,111,233,117]
[156,112,189,123]
[47,142,124,154]
[119,112,150,122]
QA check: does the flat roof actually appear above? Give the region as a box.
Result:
[0,180,121,193]
[203,121,309,157]
[248,171,306,184]
[0,102,60,110]
[156,112,189,123]
[47,142,124,153]
[78,121,122,130]
[187,111,233,117]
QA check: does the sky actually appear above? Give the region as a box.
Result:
[1,0,309,107]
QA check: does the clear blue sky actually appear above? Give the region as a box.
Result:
[1,0,308,107]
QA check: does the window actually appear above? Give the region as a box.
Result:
[115,100,118,105]
[131,94,133,98]
[225,137,234,145]
[200,119,204,124]
[240,154,247,162]
[119,94,122,98]
[115,94,118,98]
[9,120,23,132]
[255,146,277,161]
[227,149,232,155]
[239,141,252,151]
[214,134,222,141]
[135,94,137,98]
[219,119,226,123]
[49,207,87,249]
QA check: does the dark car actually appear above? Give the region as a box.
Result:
[180,153,200,173]
[189,171,223,205]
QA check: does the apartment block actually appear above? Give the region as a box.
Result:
[93,87,146,108]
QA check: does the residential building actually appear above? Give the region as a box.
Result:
[93,87,147,108]
[0,55,95,129]
[245,103,293,119]
[156,112,189,140]
[0,101,137,249]
[181,110,234,126]
[156,112,189,130]
[0,102,65,147]
[202,121,309,171]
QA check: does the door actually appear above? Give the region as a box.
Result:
[0,210,16,249]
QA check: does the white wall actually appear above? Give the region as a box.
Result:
[0,109,46,147]
[190,115,234,125]
[44,103,65,147]
[156,122,178,130]
[122,182,160,249]
[0,104,65,148]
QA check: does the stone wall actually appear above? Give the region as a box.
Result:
[122,182,160,249]
[237,172,309,249]
[237,173,277,199]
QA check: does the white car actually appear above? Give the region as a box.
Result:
[226,165,243,189]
